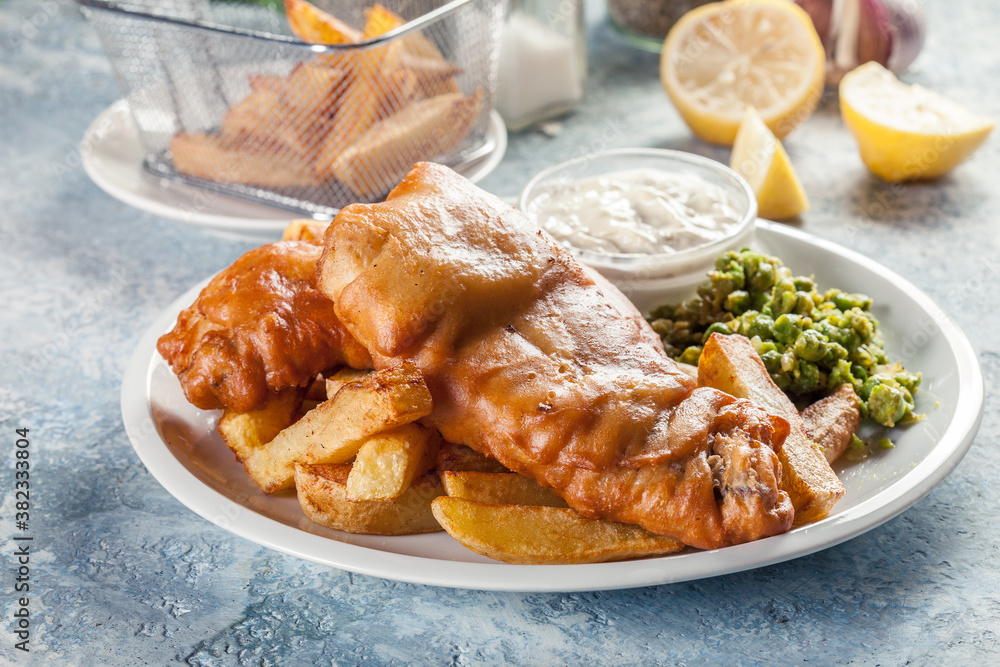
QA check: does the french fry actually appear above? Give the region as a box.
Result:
[217,389,303,466]
[248,73,282,92]
[243,363,431,493]
[282,219,331,242]
[325,367,372,398]
[697,333,846,524]
[296,463,444,535]
[241,63,348,123]
[170,132,326,188]
[330,89,483,198]
[675,361,698,379]
[362,3,405,38]
[220,90,318,158]
[302,375,330,406]
[346,423,440,500]
[364,2,456,79]
[413,75,461,100]
[387,54,463,105]
[284,0,362,44]
[314,5,410,171]
[431,497,684,565]
[436,440,510,474]
[313,53,396,171]
[801,384,862,463]
[221,63,348,160]
[172,2,472,196]
[281,61,351,119]
[441,471,568,508]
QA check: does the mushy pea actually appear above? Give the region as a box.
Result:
[647,249,921,428]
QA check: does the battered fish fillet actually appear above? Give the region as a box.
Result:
[157,241,371,413]
[316,163,795,549]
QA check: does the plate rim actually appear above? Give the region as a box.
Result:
[83,99,508,235]
[120,221,984,591]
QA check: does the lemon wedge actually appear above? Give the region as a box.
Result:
[660,0,825,146]
[840,62,994,182]
[730,106,809,220]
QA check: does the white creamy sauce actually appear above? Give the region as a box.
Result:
[531,168,743,255]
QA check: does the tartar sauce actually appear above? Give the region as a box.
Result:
[530,168,743,255]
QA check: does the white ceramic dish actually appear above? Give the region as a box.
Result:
[82,99,508,240]
[120,221,983,592]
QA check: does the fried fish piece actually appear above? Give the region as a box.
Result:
[157,241,371,412]
[316,163,794,549]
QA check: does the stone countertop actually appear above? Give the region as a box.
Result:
[1,0,998,664]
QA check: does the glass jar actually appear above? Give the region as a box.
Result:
[608,0,713,52]
[495,0,587,132]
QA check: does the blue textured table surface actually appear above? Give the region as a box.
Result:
[2,0,998,664]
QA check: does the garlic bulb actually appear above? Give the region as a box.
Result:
[796,0,926,85]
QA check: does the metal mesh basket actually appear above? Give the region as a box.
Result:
[78,0,506,217]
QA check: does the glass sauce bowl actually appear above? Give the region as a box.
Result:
[519,148,757,308]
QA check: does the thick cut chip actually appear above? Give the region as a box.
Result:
[296,463,443,535]
[170,133,327,188]
[362,3,405,38]
[284,0,362,44]
[697,333,845,524]
[365,3,460,95]
[436,441,510,474]
[441,471,568,508]
[221,97,328,160]
[243,363,431,493]
[346,423,439,500]
[226,64,348,148]
[303,374,328,403]
[314,5,410,171]
[801,384,862,464]
[330,90,483,198]
[282,219,331,243]
[364,3,449,64]
[217,389,303,468]
[325,367,373,398]
[431,497,684,565]
[388,54,463,104]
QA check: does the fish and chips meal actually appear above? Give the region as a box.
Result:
[170,1,484,200]
[157,162,921,564]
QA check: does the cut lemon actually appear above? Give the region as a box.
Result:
[840,62,994,182]
[731,106,809,220]
[660,0,825,146]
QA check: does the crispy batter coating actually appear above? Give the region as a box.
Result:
[316,163,794,549]
[157,241,371,412]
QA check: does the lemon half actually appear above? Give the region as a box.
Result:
[660,0,825,146]
[840,62,994,182]
[730,106,809,220]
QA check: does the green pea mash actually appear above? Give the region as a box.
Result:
[647,249,921,428]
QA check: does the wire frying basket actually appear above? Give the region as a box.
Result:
[77,0,506,218]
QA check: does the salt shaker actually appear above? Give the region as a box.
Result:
[495,0,587,132]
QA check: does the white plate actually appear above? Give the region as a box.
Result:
[82,99,508,240]
[120,221,983,592]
